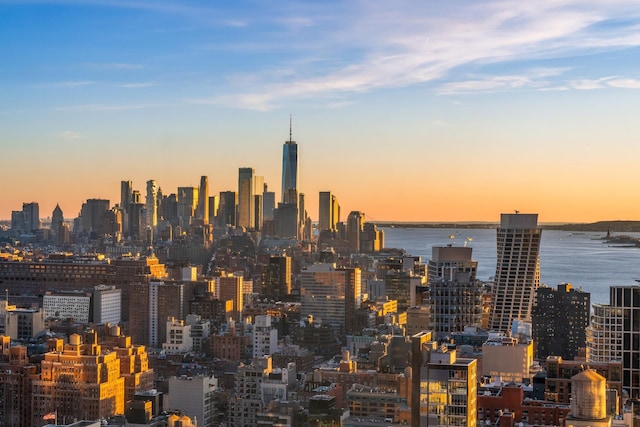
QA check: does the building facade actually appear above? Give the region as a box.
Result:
[489,213,541,333]
[532,283,590,361]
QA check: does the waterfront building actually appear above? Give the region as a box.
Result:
[532,283,590,361]
[489,213,541,333]
[428,246,482,339]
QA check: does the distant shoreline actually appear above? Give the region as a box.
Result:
[375,220,640,232]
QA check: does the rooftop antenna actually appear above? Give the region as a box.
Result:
[289,113,293,143]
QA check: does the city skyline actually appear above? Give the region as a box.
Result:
[3,1,640,222]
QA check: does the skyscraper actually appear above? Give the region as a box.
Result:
[587,286,640,398]
[238,167,255,229]
[281,118,298,204]
[145,180,158,230]
[532,283,590,361]
[197,175,209,224]
[121,180,133,211]
[217,191,237,227]
[428,246,482,339]
[489,213,541,333]
[318,191,338,232]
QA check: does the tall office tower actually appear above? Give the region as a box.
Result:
[51,203,66,245]
[411,332,477,427]
[299,263,361,336]
[80,198,110,234]
[263,190,275,223]
[299,193,309,240]
[208,195,219,225]
[121,180,133,211]
[428,246,482,339]
[145,180,158,230]
[197,175,209,224]
[489,213,541,333]
[238,167,256,229]
[281,118,298,204]
[22,202,40,232]
[217,191,237,227]
[347,211,365,253]
[177,186,198,227]
[254,194,263,231]
[274,203,298,238]
[587,286,640,398]
[217,274,244,321]
[532,283,590,361]
[318,191,335,231]
[260,255,291,301]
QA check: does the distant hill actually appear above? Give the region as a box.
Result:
[375,220,640,232]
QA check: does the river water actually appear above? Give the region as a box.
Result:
[381,227,640,306]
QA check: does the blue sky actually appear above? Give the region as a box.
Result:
[2,1,640,222]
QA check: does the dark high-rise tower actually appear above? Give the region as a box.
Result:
[532,283,589,360]
[489,213,541,333]
[281,117,298,204]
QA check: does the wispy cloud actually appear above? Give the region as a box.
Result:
[607,78,640,89]
[82,62,145,70]
[55,103,170,112]
[118,82,154,88]
[57,131,85,140]
[201,1,640,109]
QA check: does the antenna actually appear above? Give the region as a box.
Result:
[289,113,293,142]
